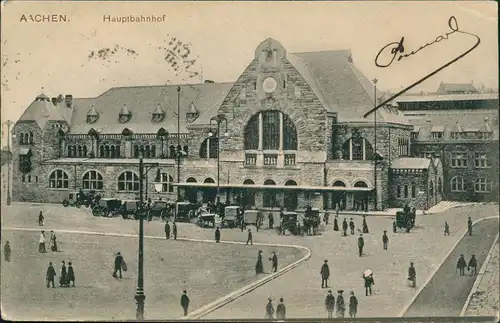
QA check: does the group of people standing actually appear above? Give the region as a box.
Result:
[255,250,278,275]
[45,261,76,288]
[38,230,59,253]
[265,297,287,319]
[325,289,358,318]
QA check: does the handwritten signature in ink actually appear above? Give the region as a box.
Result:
[375,16,479,68]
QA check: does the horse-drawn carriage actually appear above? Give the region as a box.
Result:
[222,206,240,228]
[395,209,416,232]
[243,210,263,231]
[118,200,141,220]
[303,207,321,236]
[148,200,169,220]
[62,190,99,208]
[175,201,194,222]
[92,198,122,217]
[280,211,305,235]
[197,213,217,228]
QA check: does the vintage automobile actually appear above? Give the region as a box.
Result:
[62,190,98,208]
[243,210,263,231]
[396,210,415,232]
[148,200,169,220]
[197,213,216,228]
[222,206,240,228]
[175,201,193,222]
[92,198,122,217]
[303,207,321,235]
[280,211,303,235]
[118,200,141,220]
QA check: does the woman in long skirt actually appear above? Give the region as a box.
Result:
[256,250,264,275]
[333,216,339,231]
[60,261,68,287]
[50,231,58,252]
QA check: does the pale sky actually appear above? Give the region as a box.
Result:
[1,0,498,124]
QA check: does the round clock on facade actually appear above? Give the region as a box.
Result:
[262,77,277,93]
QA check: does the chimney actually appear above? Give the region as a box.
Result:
[204,80,214,84]
[65,94,73,107]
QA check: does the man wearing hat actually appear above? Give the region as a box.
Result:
[256,250,264,275]
[358,234,364,257]
[270,252,278,273]
[39,231,46,253]
[408,262,416,287]
[342,218,348,236]
[180,290,190,316]
[325,290,335,318]
[468,255,478,276]
[265,297,275,319]
[165,221,171,240]
[457,254,467,276]
[215,226,221,243]
[276,297,286,319]
[349,218,355,235]
[67,261,76,287]
[46,262,57,288]
[382,230,389,251]
[113,252,124,279]
[336,290,346,318]
[4,240,11,262]
[246,228,253,245]
[320,259,330,288]
[349,291,358,318]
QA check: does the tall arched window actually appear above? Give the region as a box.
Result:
[160,173,174,192]
[243,179,255,207]
[284,180,298,211]
[82,146,88,157]
[105,146,110,158]
[100,146,105,157]
[203,178,216,203]
[244,111,298,150]
[110,146,116,158]
[199,138,218,158]
[183,145,189,157]
[117,171,139,192]
[263,179,277,207]
[78,146,83,157]
[49,169,69,189]
[115,145,120,158]
[185,177,197,203]
[67,145,73,157]
[169,145,176,159]
[451,177,465,192]
[82,170,103,190]
[342,137,374,160]
[411,184,417,198]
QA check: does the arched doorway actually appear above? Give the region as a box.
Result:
[263,179,277,208]
[185,177,197,203]
[203,178,217,203]
[353,181,369,211]
[284,180,298,211]
[242,179,255,208]
[331,181,347,210]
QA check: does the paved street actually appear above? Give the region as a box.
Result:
[403,218,499,317]
[464,240,499,317]
[1,202,498,319]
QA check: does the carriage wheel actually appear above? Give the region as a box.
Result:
[102,208,110,217]
[62,200,69,207]
[75,201,81,208]
[92,207,101,217]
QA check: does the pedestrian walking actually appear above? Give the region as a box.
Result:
[336,290,345,318]
[67,261,75,287]
[408,262,416,287]
[444,222,450,235]
[39,231,46,253]
[349,291,358,318]
[333,216,339,231]
[38,211,44,226]
[342,218,348,236]
[172,222,177,240]
[392,220,397,233]
[46,262,56,288]
[457,254,467,276]
[215,227,221,243]
[362,215,369,234]
[60,261,68,287]
[320,259,330,288]
[270,252,278,273]
[246,229,253,245]
[349,218,355,235]
[165,221,171,240]
[4,240,11,262]
[265,297,275,319]
[468,255,478,275]
[113,252,124,279]
[325,290,335,318]
[268,212,274,229]
[382,230,389,250]
[181,290,190,316]
[358,234,364,257]
[256,250,264,275]
[276,298,286,319]
[467,217,473,236]
[363,272,374,296]
[49,230,58,252]
[324,212,329,225]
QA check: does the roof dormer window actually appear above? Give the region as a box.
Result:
[151,103,165,123]
[86,105,99,124]
[431,132,443,139]
[118,104,132,123]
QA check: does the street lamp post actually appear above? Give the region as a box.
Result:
[3,120,15,205]
[176,86,181,202]
[372,78,378,211]
[209,114,228,202]
[135,154,146,320]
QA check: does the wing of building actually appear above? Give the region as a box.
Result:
[8,38,498,210]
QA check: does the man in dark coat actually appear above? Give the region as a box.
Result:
[342,218,348,236]
[382,230,389,250]
[256,250,264,275]
[467,217,473,236]
[38,211,44,226]
[265,298,275,319]
[215,227,221,243]
[320,259,330,288]
[276,298,286,319]
[349,291,358,318]
[324,212,329,225]
[165,222,171,240]
[363,273,374,296]
[408,262,416,287]
[325,290,335,318]
[67,261,75,287]
[444,222,450,235]
[113,252,124,279]
[333,216,339,231]
[172,222,177,240]
[349,218,355,235]
[268,212,274,229]
[270,252,278,273]
[4,241,11,262]
[362,215,369,233]
[392,220,397,233]
[60,261,68,287]
[358,234,364,257]
[336,290,345,318]
[46,262,57,288]
[246,229,253,245]
[468,255,478,275]
[180,290,190,316]
[457,254,467,276]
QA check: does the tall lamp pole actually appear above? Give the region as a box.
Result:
[135,154,146,320]
[209,114,228,202]
[176,86,181,202]
[372,78,378,211]
[3,120,15,205]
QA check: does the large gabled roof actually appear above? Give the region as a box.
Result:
[17,93,68,129]
[437,82,478,94]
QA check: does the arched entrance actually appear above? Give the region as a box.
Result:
[263,179,277,208]
[203,178,217,203]
[185,177,197,203]
[284,180,298,211]
[353,181,369,211]
[242,179,255,208]
[331,181,347,210]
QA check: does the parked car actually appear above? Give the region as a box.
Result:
[92,198,122,217]
[118,200,140,220]
[243,210,263,231]
[223,206,240,228]
[148,200,169,220]
[281,211,303,235]
[197,213,216,228]
[175,201,193,222]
